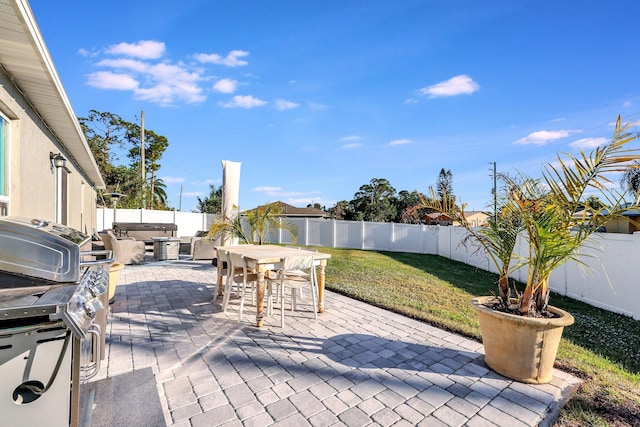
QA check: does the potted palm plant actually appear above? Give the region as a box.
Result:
[418,117,640,383]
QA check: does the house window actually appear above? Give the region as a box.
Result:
[0,115,8,216]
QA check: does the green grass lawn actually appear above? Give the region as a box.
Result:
[319,247,640,426]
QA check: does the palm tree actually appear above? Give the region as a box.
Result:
[208,201,298,245]
[150,177,168,208]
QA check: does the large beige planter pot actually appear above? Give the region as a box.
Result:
[471,296,575,384]
[108,263,124,304]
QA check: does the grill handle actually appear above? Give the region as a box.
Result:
[80,323,102,382]
[79,250,114,267]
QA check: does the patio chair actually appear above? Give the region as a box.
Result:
[266,255,318,327]
[282,246,317,278]
[221,251,258,322]
[100,231,146,265]
[276,246,317,299]
[192,238,216,260]
[214,248,247,300]
[179,236,193,255]
[191,232,221,260]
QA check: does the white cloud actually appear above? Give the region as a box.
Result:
[405,98,418,104]
[340,143,364,149]
[514,129,580,146]
[139,83,204,105]
[96,58,150,73]
[194,50,249,67]
[551,117,566,123]
[220,95,267,109]
[308,101,329,111]
[276,191,308,197]
[253,186,282,193]
[106,40,165,59]
[275,99,300,111]
[569,137,608,149]
[78,48,98,58]
[624,101,633,107]
[86,71,139,90]
[149,62,198,83]
[213,78,238,93]
[340,135,361,142]
[388,139,412,146]
[192,179,219,185]
[286,198,324,207]
[135,63,204,105]
[252,186,310,198]
[88,49,205,105]
[83,40,255,106]
[420,74,479,98]
[161,176,186,184]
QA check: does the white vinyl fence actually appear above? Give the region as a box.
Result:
[97,209,640,320]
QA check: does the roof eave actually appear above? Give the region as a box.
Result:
[1,0,105,189]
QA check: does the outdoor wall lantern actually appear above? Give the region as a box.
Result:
[49,152,67,170]
[50,152,68,224]
[106,192,125,223]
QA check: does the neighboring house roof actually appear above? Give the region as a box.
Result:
[464,211,489,217]
[420,212,453,225]
[458,211,489,227]
[577,205,640,217]
[243,201,329,218]
[0,0,105,188]
[423,212,451,220]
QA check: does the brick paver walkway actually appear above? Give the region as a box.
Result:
[93,258,580,426]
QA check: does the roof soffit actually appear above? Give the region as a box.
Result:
[0,0,105,188]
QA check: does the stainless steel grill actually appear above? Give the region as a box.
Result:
[0,217,113,427]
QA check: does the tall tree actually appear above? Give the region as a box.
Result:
[196,184,223,214]
[621,160,640,195]
[329,201,350,220]
[127,127,169,209]
[79,110,128,180]
[436,168,454,203]
[350,178,397,222]
[396,190,428,223]
[104,165,144,209]
[80,110,169,209]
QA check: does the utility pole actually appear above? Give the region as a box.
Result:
[489,161,497,223]
[141,111,146,209]
[179,184,183,212]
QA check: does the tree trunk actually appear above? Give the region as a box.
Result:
[498,274,510,305]
[150,169,156,210]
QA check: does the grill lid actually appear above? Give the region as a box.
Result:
[0,217,90,283]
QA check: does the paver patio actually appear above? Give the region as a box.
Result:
[89,257,580,426]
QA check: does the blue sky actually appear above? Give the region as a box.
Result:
[29,0,640,212]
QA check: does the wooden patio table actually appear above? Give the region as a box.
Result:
[214,245,331,327]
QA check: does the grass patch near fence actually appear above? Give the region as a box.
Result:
[318,247,640,427]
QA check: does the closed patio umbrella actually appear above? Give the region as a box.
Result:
[221,160,241,246]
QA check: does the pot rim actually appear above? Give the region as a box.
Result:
[471,296,575,327]
[110,262,125,271]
